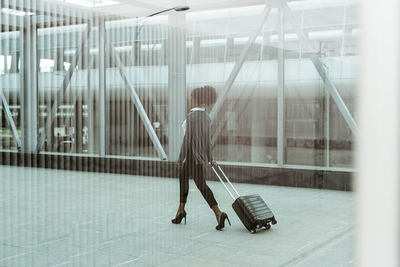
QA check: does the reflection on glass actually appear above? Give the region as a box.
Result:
[0,2,357,170]
[0,30,20,151]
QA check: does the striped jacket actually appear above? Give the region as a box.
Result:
[178,108,213,165]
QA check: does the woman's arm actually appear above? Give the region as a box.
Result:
[177,114,191,164]
[206,116,217,166]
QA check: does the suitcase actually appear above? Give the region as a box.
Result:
[211,165,277,233]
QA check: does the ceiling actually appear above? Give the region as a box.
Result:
[55,0,268,18]
[48,0,357,19]
[0,0,357,31]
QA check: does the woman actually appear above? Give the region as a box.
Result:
[171,86,230,231]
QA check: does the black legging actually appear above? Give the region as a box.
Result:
[179,159,218,208]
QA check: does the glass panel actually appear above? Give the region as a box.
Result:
[105,18,168,157]
[37,23,89,154]
[285,75,326,166]
[329,83,356,168]
[0,0,357,169]
[187,8,279,164]
[283,5,357,168]
[0,31,20,151]
[327,5,358,168]
[0,1,359,266]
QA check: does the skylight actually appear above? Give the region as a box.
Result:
[56,0,120,8]
[1,8,35,16]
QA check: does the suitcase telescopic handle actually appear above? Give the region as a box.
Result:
[217,165,241,198]
[210,164,240,200]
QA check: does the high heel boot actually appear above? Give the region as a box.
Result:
[171,210,187,224]
[216,212,231,230]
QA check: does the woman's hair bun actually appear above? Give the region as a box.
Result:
[191,85,217,106]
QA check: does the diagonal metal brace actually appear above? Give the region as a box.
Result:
[36,23,92,153]
[210,5,272,145]
[104,34,168,160]
[1,90,22,150]
[310,56,359,136]
[284,4,359,137]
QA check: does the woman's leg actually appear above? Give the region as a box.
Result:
[172,163,190,224]
[192,164,230,228]
[193,164,218,210]
[178,162,190,212]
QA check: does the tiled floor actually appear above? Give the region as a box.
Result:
[0,165,355,266]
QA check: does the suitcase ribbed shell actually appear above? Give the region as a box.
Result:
[232,194,277,233]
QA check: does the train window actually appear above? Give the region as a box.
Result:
[0,55,12,74]
[39,58,55,72]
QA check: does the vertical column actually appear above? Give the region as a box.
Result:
[10,52,19,73]
[87,76,95,154]
[192,37,201,64]
[74,99,82,153]
[131,19,139,156]
[251,99,266,162]
[277,8,285,166]
[54,48,65,71]
[87,44,95,154]
[167,13,186,161]
[325,89,330,167]
[357,0,400,266]
[20,16,38,153]
[98,19,107,156]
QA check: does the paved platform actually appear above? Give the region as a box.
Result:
[0,165,355,266]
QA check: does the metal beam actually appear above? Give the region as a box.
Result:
[0,91,21,150]
[87,50,96,155]
[20,16,38,152]
[36,23,92,152]
[167,13,187,161]
[210,5,272,145]
[284,4,359,137]
[1,14,24,28]
[104,33,168,160]
[325,87,330,167]
[9,52,19,73]
[98,20,107,156]
[310,56,359,136]
[277,7,285,166]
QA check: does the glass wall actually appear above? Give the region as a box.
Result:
[37,23,88,154]
[185,4,358,168]
[0,1,358,170]
[186,8,279,164]
[283,5,357,168]
[0,30,20,151]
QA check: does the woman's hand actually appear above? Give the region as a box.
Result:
[211,160,218,167]
[176,162,182,169]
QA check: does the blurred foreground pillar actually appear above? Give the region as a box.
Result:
[357,0,400,266]
[167,13,186,161]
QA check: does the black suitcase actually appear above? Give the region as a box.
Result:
[212,165,277,233]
